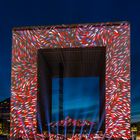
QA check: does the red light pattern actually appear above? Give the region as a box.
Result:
[49,116,96,127]
[36,133,104,140]
[11,22,130,139]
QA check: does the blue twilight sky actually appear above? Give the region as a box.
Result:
[0,0,140,122]
[52,77,99,122]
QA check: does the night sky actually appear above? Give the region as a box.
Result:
[0,0,140,122]
[52,77,99,122]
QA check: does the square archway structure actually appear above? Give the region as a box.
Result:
[11,22,130,139]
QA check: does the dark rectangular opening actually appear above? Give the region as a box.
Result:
[37,47,106,136]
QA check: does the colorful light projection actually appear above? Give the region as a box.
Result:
[11,22,130,139]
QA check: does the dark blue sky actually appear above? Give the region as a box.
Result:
[0,0,140,122]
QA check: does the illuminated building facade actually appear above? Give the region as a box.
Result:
[0,98,10,135]
[11,22,130,139]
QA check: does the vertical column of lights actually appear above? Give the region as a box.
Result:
[11,22,130,139]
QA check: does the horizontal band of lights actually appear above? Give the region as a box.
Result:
[11,22,130,139]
